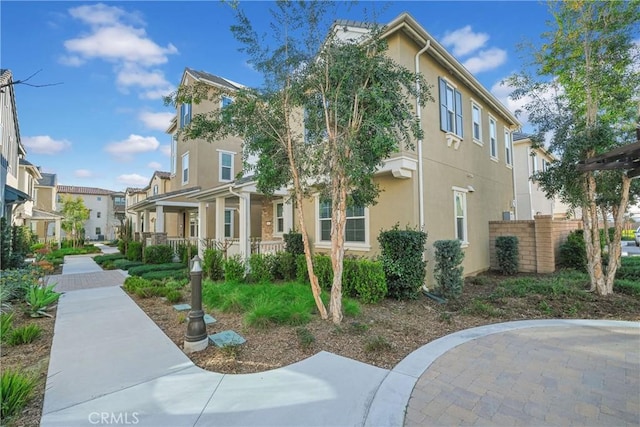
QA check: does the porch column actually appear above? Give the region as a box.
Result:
[143,209,150,233]
[215,197,225,241]
[198,202,208,258]
[135,212,141,234]
[54,218,62,249]
[238,191,251,258]
[155,205,165,233]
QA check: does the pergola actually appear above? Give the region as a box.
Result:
[576,138,640,178]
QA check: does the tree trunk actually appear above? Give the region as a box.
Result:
[329,177,347,325]
[603,174,631,295]
[583,173,605,293]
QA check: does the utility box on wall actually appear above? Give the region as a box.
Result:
[502,211,513,221]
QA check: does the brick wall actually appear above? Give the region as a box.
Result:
[489,215,582,274]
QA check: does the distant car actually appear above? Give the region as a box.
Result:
[635,226,640,247]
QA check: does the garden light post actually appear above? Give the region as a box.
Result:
[184,255,208,353]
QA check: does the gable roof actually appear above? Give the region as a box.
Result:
[57,185,114,196]
[184,68,245,91]
[153,171,171,179]
[37,173,57,187]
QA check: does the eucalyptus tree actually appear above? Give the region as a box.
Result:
[507,0,640,294]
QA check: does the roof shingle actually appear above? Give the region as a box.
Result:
[57,185,115,195]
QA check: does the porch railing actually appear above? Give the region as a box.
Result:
[166,237,285,257]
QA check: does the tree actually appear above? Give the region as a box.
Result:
[506,0,640,295]
[60,195,89,248]
[168,1,431,323]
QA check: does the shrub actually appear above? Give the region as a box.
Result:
[135,287,154,298]
[378,226,427,299]
[118,239,126,255]
[7,324,42,345]
[140,270,188,281]
[558,230,587,270]
[0,268,40,303]
[203,249,224,281]
[248,253,274,284]
[1,370,38,420]
[29,243,46,253]
[284,232,304,255]
[128,263,186,277]
[495,236,519,275]
[1,313,14,342]
[614,279,640,296]
[343,259,387,303]
[296,255,310,283]
[126,241,143,262]
[224,255,246,283]
[177,244,198,265]
[165,279,189,290]
[296,327,315,350]
[112,259,144,270]
[25,283,60,317]
[313,255,333,290]
[433,240,465,300]
[144,245,174,264]
[272,251,297,281]
[123,276,150,293]
[93,253,126,265]
[165,290,182,303]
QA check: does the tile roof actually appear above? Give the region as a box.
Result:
[154,171,171,179]
[57,185,115,195]
[19,158,35,166]
[185,68,244,90]
[513,132,530,141]
[126,187,146,193]
[37,173,57,187]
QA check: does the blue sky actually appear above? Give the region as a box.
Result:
[2,1,550,192]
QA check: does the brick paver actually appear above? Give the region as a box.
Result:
[47,270,126,292]
[405,326,640,427]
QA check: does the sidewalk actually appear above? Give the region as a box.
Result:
[41,254,640,426]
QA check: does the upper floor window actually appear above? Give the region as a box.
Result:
[97,196,102,201]
[318,199,366,243]
[504,129,512,166]
[274,202,284,234]
[543,159,550,172]
[182,152,190,184]
[180,103,191,128]
[489,117,498,159]
[170,135,177,176]
[472,103,482,143]
[219,151,234,182]
[439,77,463,138]
[153,184,158,195]
[531,152,538,174]
[97,211,101,218]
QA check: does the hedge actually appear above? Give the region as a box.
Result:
[495,236,519,275]
[128,262,186,277]
[378,226,427,299]
[126,242,143,262]
[433,240,465,299]
[143,245,174,264]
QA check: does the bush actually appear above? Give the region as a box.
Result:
[378,226,427,299]
[126,241,143,262]
[248,253,274,284]
[313,255,333,290]
[203,249,224,281]
[165,289,182,303]
[177,244,198,265]
[0,268,40,303]
[93,253,126,265]
[284,232,304,255]
[128,263,186,277]
[112,259,144,270]
[296,255,309,284]
[7,324,42,345]
[25,283,60,317]
[123,276,150,293]
[118,239,126,255]
[29,243,46,253]
[343,258,387,303]
[558,230,587,270]
[224,255,246,283]
[495,236,519,275]
[144,245,174,264]
[614,279,640,296]
[272,251,297,281]
[1,370,38,420]
[140,270,188,281]
[1,313,14,342]
[433,240,465,300]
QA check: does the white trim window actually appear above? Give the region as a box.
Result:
[489,117,498,159]
[542,159,550,172]
[472,102,482,143]
[274,202,284,235]
[180,103,191,128]
[317,198,367,244]
[531,152,539,174]
[439,77,463,137]
[219,151,234,182]
[170,135,177,176]
[153,184,158,195]
[224,208,234,238]
[221,95,233,109]
[182,152,189,185]
[504,128,512,166]
[453,188,468,245]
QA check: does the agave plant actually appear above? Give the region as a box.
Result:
[25,283,60,318]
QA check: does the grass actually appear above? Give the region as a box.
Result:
[0,370,38,420]
[490,271,591,300]
[463,299,504,317]
[364,335,392,353]
[7,324,42,345]
[296,327,315,349]
[203,280,361,328]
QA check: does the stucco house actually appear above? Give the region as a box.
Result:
[57,186,122,241]
[128,12,521,282]
[31,172,63,244]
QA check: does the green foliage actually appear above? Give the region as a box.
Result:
[495,236,519,275]
[165,289,183,303]
[0,267,41,304]
[248,253,274,284]
[463,299,504,318]
[1,312,14,342]
[223,255,245,283]
[45,246,100,260]
[112,259,144,270]
[614,279,640,296]
[7,323,42,345]
[59,195,90,248]
[143,245,174,264]
[284,233,304,256]
[615,257,640,281]
[343,258,387,303]
[203,249,224,281]
[126,241,143,261]
[491,274,589,300]
[30,243,46,252]
[123,276,150,293]
[364,335,392,353]
[93,253,126,265]
[118,239,126,255]
[0,217,11,269]
[378,226,427,299]
[271,251,297,281]
[140,270,188,281]
[312,255,333,291]
[433,240,465,300]
[25,283,60,317]
[165,279,189,290]
[1,369,38,420]
[135,287,154,298]
[128,263,186,277]
[177,243,198,265]
[296,327,315,350]
[296,255,309,284]
[558,230,587,270]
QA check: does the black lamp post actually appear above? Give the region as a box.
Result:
[184,254,208,353]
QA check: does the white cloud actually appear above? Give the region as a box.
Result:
[68,3,143,27]
[147,161,162,169]
[58,55,85,67]
[442,26,489,57]
[74,169,93,178]
[463,48,507,73]
[116,173,149,187]
[139,111,174,131]
[140,86,175,100]
[160,144,171,157]
[23,135,71,155]
[104,134,159,160]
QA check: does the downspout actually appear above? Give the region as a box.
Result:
[415,41,430,244]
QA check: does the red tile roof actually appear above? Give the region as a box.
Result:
[57,185,115,195]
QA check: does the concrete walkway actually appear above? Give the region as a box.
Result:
[41,254,640,426]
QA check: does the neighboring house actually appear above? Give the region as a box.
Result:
[128,13,521,282]
[57,186,120,241]
[0,69,31,222]
[13,158,42,226]
[125,187,148,233]
[513,133,575,220]
[32,172,63,244]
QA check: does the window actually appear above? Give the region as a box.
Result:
[95,227,101,235]
[531,152,538,173]
[97,196,102,201]
[318,199,366,243]
[472,103,482,143]
[275,202,284,234]
[189,213,198,238]
[224,209,234,238]
[180,103,191,128]
[170,135,177,176]
[221,96,233,109]
[439,77,463,137]
[489,117,497,159]
[219,151,234,182]
[543,159,550,172]
[504,129,512,166]
[453,189,468,243]
[153,184,158,195]
[182,152,189,184]
[97,211,101,218]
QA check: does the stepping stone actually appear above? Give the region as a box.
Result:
[209,330,246,347]
[203,314,216,325]
[173,303,191,311]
